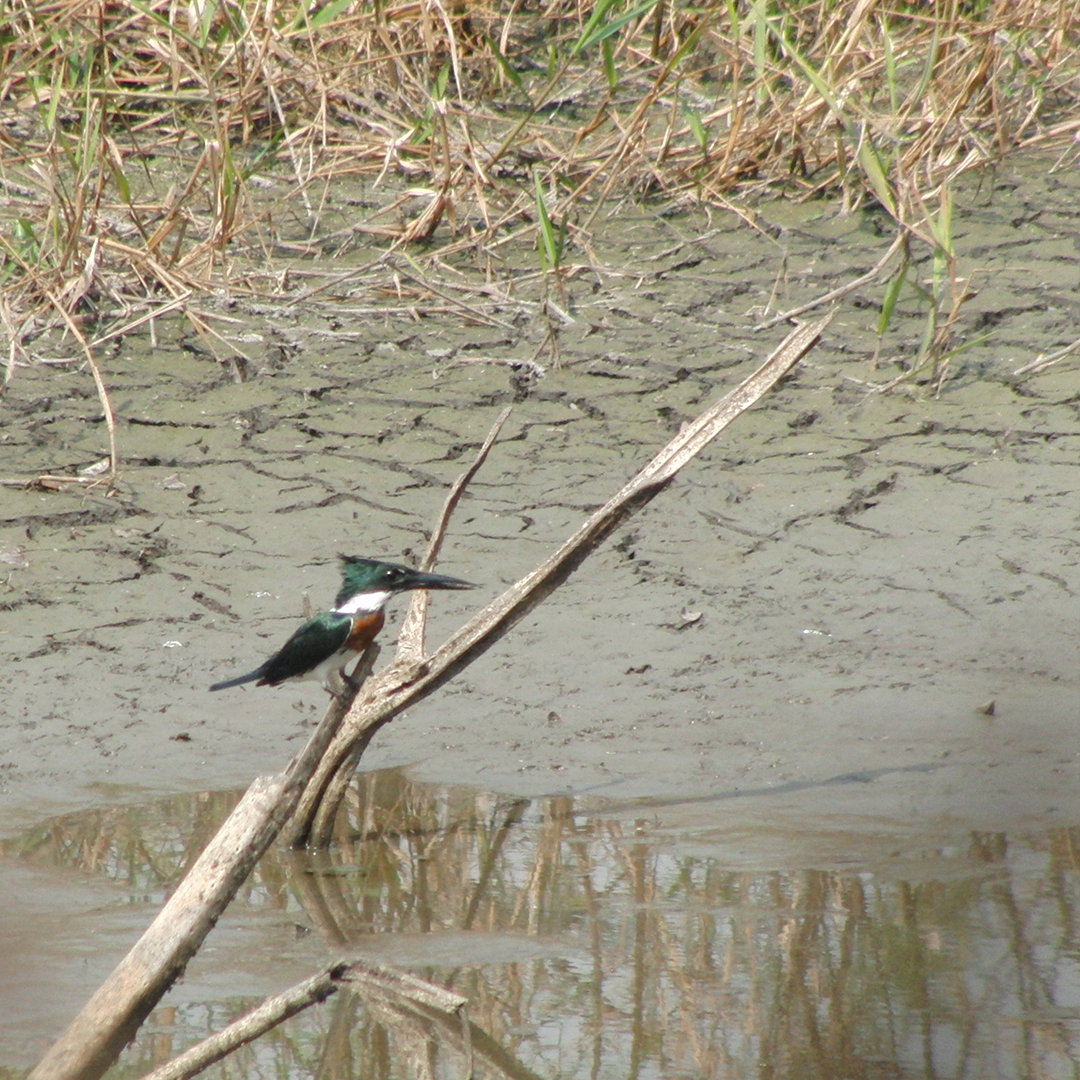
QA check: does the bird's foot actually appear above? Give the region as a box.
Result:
[324,668,364,699]
[343,669,364,692]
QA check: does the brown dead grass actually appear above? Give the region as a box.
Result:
[0,0,1078,356]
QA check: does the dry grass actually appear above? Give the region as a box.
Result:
[1,0,1078,356]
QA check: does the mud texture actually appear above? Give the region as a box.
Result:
[1,155,1077,854]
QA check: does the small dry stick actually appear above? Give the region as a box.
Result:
[1013,332,1080,376]
[138,968,344,1080]
[399,406,513,663]
[752,233,904,331]
[44,288,119,481]
[137,960,466,1080]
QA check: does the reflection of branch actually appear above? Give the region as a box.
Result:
[462,798,530,930]
[289,312,836,848]
[139,961,467,1080]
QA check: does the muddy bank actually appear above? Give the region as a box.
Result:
[1,152,1079,1076]
[1,156,1077,838]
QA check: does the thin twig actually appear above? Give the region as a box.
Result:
[399,406,513,662]
[304,406,512,847]
[43,288,119,481]
[752,233,904,331]
[1012,331,1080,376]
[137,968,344,1080]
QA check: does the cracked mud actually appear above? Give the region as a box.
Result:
[2,152,1079,1074]
[0,162,1075,842]
[1,159,1077,845]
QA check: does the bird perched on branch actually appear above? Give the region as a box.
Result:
[210,556,474,695]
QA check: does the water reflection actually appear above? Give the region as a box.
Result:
[4,770,1079,1079]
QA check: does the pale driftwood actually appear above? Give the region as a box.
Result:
[27,692,357,1080]
[138,967,344,1080]
[137,961,467,1080]
[1012,330,1080,376]
[31,311,833,1080]
[298,407,512,846]
[287,311,836,848]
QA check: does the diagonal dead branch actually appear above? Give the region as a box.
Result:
[137,959,467,1080]
[31,312,833,1080]
[28,694,355,1080]
[288,311,835,848]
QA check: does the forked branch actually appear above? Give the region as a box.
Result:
[30,311,834,1080]
[287,311,836,846]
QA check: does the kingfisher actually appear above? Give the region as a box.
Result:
[209,555,474,695]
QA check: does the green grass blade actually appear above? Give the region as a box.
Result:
[575,0,660,56]
[309,0,352,29]
[856,131,897,218]
[881,15,898,115]
[878,262,907,335]
[533,167,560,273]
[488,36,531,103]
[573,0,621,57]
[913,21,941,106]
[602,37,617,90]
[769,18,897,218]
[434,60,450,101]
[685,104,707,153]
[753,0,769,102]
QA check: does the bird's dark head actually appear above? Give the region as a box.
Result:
[335,555,474,609]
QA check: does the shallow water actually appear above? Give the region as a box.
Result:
[1,154,1078,1074]
[2,771,1078,1077]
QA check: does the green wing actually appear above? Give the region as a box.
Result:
[257,611,352,685]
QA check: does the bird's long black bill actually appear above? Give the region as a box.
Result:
[408,570,475,591]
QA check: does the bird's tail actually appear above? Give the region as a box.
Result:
[209,670,262,691]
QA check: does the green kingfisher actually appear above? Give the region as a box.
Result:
[209,556,474,695]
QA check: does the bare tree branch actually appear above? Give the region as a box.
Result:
[28,696,354,1080]
[138,961,467,1080]
[288,312,835,847]
[30,312,833,1080]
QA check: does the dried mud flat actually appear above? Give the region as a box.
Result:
[1,156,1077,860]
